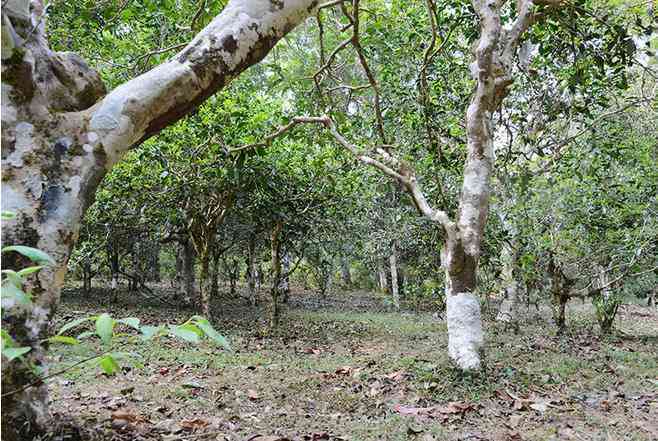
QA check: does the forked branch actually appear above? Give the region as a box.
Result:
[231,116,455,231]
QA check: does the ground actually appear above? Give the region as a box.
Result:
[47,284,658,441]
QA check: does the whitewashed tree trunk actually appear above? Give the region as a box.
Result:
[389,242,400,309]
[378,261,388,293]
[1,0,319,437]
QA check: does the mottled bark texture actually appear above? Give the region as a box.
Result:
[1,0,318,437]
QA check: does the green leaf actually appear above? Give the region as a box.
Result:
[96,313,115,345]
[117,317,140,330]
[98,355,120,375]
[1,246,55,265]
[1,211,16,220]
[168,325,200,343]
[17,266,44,277]
[76,331,95,340]
[58,316,95,335]
[1,282,31,305]
[2,270,24,288]
[193,317,231,351]
[2,346,31,361]
[47,335,79,345]
[140,325,165,340]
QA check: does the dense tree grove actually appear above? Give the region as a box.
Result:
[1,0,656,439]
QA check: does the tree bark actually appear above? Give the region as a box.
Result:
[183,239,196,301]
[199,253,212,319]
[340,256,352,287]
[210,252,220,299]
[281,249,291,303]
[378,261,388,293]
[174,243,184,293]
[82,257,93,293]
[496,241,519,323]
[247,237,257,306]
[2,0,319,434]
[270,222,283,328]
[389,242,400,309]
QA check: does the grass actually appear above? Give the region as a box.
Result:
[47,287,658,440]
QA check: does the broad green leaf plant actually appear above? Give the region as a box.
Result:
[1,211,230,380]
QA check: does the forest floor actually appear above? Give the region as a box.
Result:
[48,285,658,441]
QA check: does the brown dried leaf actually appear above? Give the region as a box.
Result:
[335,366,353,375]
[180,418,210,431]
[385,371,405,382]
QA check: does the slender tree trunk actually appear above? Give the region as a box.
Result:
[199,253,212,319]
[378,261,388,293]
[549,257,569,334]
[340,256,352,287]
[390,242,400,309]
[247,237,257,306]
[496,241,519,323]
[174,243,184,293]
[183,239,196,302]
[270,222,283,328]
[281,249,290,303]
[82,257,92,293]
[211,253,220,299]
[229,258,238,296]
[149,241,161,282]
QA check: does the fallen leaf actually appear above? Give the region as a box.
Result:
[111,409,146,424]
[180,418,209,431]
[335,366,353,375]
[386,371,405,382]
[435,402,473,414]
[508,414,522,428]
[529,401,548,413]
[182,381,205,389]
[248,436,290,441]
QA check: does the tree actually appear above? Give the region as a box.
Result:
[1,0,322,436]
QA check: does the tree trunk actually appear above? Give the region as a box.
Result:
[378,261,388,293]
[281,249,291,303]
[390,242,400,309]
[442,237,483,371]
[149,241,161,282]
[340,256,352,287]
[210,252,220,299]
[270,222,283,328]
[549,257,569,335]
[1,0,319,435]
[82,257,92,293]
[229,258,239,296]
[174,243,184,293]
[183,239,196,302]
[199,253,212,319]
[247,237,257,306]
[496,241,518,323]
